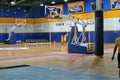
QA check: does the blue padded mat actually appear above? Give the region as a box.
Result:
[0,66,118,80]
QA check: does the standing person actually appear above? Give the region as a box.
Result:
[78,5,83,12]
[73,5,79,12]
[61,33,68,45]
[111,37,120,78]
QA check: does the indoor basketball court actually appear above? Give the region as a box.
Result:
[0,0,119,80]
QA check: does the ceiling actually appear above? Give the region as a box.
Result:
[2,0,84,8]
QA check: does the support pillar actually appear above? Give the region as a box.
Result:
[95,11,103,56]
[95,0,104,56]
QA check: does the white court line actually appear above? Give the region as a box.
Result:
[0,47,29,50]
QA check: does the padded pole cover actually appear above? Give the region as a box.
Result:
[95,11,104,56]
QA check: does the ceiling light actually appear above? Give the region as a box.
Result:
[91,2,94,4]
[24,10,26,12]
[14,12,17,14]
[51,1,55,4]
[64,0,68,2]
[11,1,15,5]
[6,14,8,16]
[18,7,20,9]
[40,4,44,6]
[7,10,10,12]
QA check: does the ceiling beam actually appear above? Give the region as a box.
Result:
[4,0,26,8]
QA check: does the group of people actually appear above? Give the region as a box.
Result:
[113,0,120,8]
[69,5,83,13]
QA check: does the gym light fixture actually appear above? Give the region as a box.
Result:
[11,1,16,5]
[40,4,44,6]
[64,0,68,2]
[51,1,55,4]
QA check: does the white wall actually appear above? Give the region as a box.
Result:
[0,17,120,33]
[0,23,34,33]
[104,18,120,31]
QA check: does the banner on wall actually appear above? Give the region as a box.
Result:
[45,4,63,19]
[111,0,120,9]
[68,1,84,13]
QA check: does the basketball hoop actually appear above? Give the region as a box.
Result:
[86,17,94,25]
[15,19,26,27]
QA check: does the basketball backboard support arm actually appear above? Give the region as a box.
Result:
[45,5,94,44]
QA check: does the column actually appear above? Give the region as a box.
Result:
[95,0,104,56]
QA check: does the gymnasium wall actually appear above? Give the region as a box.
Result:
[0,0,119,43]
[33,9,120,43]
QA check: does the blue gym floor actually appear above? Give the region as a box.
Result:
[0,66,118,80]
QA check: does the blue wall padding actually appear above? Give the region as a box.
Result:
[88,32,95,42]
[34,33,50,41]
[0,31,119,43]
[15,32,67,42]
[31,6,44,18]
[84,0,112,12]
[51,32,67,42]
[84,0,93,12]
[103,0,111,10]
[3,6,30,18]
[0,0,112,18]
[63,2,69,15]
[68,44,87,53]
[16,33,25,42]
[5,32,16,44]
[0,34,7,43]
[16,33,49,42]
[104,31,120,43]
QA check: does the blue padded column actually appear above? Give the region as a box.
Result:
[95,10,104,56]
[95,0,104,56]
